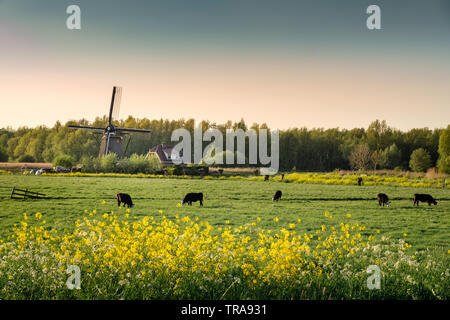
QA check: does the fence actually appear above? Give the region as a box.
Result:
[10,187,46,200]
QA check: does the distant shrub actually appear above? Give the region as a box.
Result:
[100,153,119,173]
[119,154,161,174]
[80,156,98,173]
[53,154,75,169]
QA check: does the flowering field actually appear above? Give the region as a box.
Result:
[0,208,448,299]
[0,174,448,299]
[19,170,449,188]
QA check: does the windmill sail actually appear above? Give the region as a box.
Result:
[67,86,150,158]
[108,86,122,124]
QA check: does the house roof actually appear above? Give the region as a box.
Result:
[150,144,180,165]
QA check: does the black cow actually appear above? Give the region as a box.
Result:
[182,192,203,206]
[413,194,437,206]
[377,193,390,207]
[117,193,134,208]
[272,190,282,202]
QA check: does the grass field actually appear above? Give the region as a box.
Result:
[0,175,448,250]
[0,174,448,299]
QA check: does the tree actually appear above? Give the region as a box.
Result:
[382,143,402,169]
[437,125,450,173]
[409,148,432,172]
[349,143,372,171]
[17,154,35,162]
[371,149,385,170]
[53,154,75,168]
[367,120,393,150]
[0,148,8,162]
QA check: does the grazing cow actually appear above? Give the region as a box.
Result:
[182,192,203,206]
[377,193,390,207]
[272,190,282,202]
[117,193,134,208]
[264,175,269,181]
[357,177,363,186]
[413,194,437,206]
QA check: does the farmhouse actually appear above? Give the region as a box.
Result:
[146,144,182,166]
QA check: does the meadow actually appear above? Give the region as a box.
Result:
[0,174,448,299]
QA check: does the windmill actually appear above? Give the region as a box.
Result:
[68,86,151,157]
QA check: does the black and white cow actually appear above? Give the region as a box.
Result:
[272,190,282,202]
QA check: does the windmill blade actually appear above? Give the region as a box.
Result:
[116,127,152,133]
[112,87,122,122]
[68,125,105,131]
[108,86,122,124]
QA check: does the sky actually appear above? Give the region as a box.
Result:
[1,0,449,131]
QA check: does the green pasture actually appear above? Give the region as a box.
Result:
[0,175,448,251]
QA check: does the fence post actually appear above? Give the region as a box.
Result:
[11,187,15,199]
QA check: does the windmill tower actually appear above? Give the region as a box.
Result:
[68,86,151,157]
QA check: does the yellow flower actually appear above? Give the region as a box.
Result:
[297,218,302,223]
[274,217,279,222]
[346,214,351,218]
[101,200,106,205]
[35,212,42,220]
[177,203,182,207]
[158,210,163,214]
[289,223,295,229]
[403,233,407,237]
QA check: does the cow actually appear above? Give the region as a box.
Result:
[357,177,363,186]
[182,192,203,206]
[413,194,437,206]
[377,193,390,207]
[273,190,282,202]
[117,193,134,208]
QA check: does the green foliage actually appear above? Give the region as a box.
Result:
[80,156,97,173]
[0,148,8,162]
[17,154,36,163]
[118,154,162,174]
[53,154,75,168]
[437,125,450,173]
[0,118,445,172]
[409,148,432,172]
[81,154,162,174]
[100,153,119,173]
[382,143,402,169]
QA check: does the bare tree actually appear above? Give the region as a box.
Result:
[371,149,385,170]
[349,143,372,171]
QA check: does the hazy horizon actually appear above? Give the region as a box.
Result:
[1,0,450,131]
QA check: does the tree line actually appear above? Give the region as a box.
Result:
[0,117,449,173]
